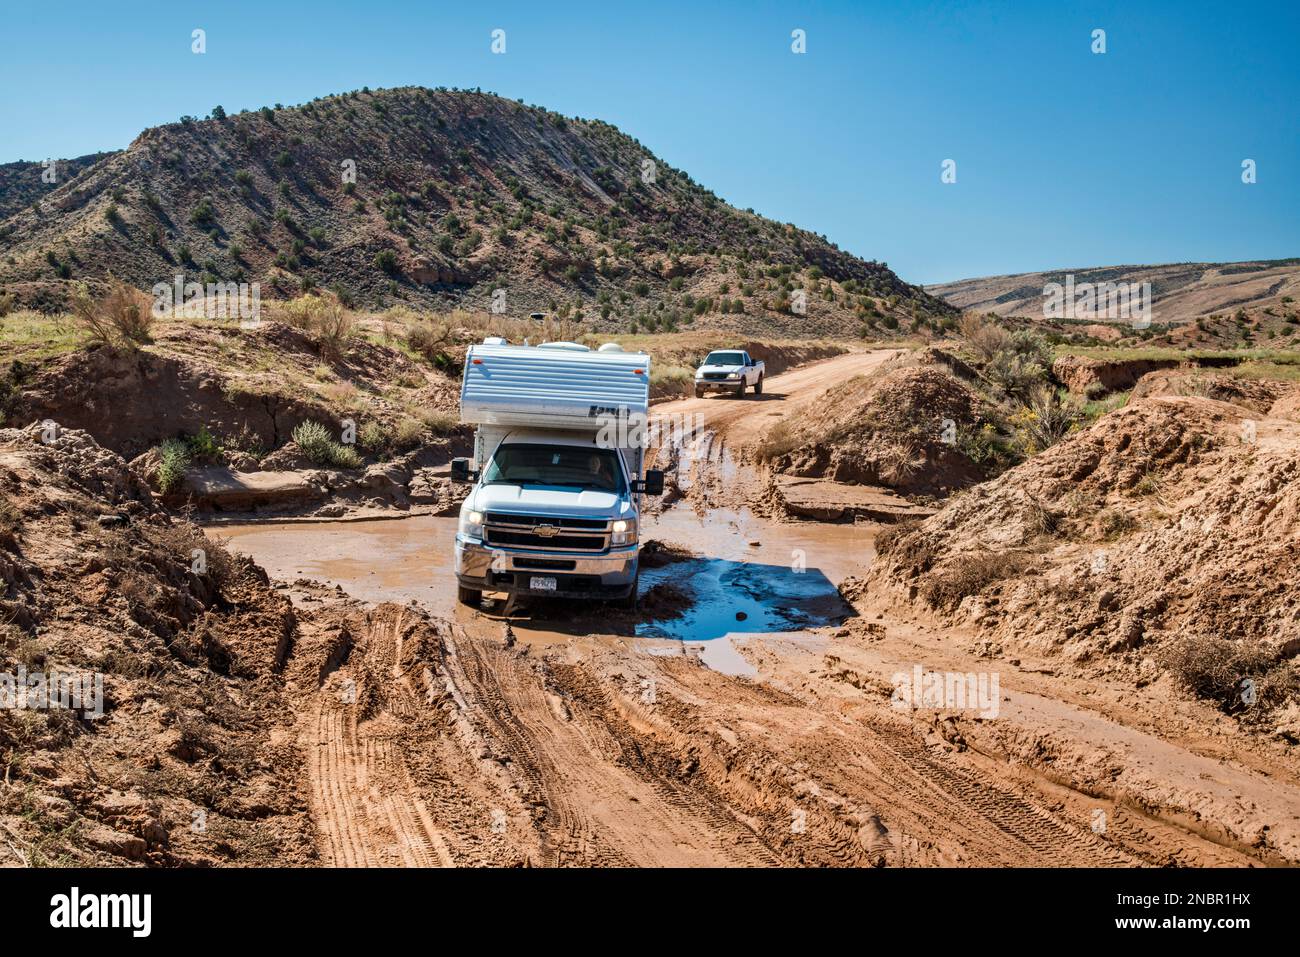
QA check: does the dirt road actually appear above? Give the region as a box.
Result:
[655,348,902,448]
[220,348,1299,868]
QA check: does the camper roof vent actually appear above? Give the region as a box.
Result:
[483,336,508,346]
[536,341,590,352]
[597,342,624,353]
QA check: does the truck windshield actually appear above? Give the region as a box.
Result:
[704,351,745,366]
[483,444,626,493]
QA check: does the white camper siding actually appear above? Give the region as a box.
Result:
[461,343,651,429]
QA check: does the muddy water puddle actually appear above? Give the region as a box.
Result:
[215,504,875,674]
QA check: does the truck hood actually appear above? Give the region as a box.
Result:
[696,364,744,374]
[469,483,631,519]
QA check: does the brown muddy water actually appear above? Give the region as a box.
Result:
[216,506,876,675]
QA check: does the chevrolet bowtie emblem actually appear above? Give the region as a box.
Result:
[533,524,560,538]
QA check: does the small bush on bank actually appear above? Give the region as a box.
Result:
[292,420,361,469]
[156,439,191,493]
[70,277,154,346]
[920,550,1031,612]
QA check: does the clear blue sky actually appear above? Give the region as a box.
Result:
[1,1,1295,284]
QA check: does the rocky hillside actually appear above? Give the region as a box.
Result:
[0,87,953,336]
[0,152,117,222]
[930,259,1300,327]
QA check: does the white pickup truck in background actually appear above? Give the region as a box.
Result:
[693,350,765,398]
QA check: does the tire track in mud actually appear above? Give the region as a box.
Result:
[443,624,780,866]
[309,695,454,867]
[864,722,1139,866]
[443,627,625,866]
[303,607,457,867]
[589,658,1144,867]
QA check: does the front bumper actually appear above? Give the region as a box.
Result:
[455,535,638,599]
[695,378,743,392]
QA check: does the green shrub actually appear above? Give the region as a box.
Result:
[189,198,215,226]
[985,350,1046,399]
[156,439,191,493]
[185,426,222,462]
[292,420,362,469]
[357,420,389,451]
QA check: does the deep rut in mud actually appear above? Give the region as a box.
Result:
[295,602,1195,867]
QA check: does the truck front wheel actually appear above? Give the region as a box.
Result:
[615,575,639,611]
[694,385,705,398]
[752,375,763,396]
[457,585,483,607]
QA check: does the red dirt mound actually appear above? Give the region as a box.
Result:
[760,363,993,498]
[868,395,1300,733]
[0,424,314,865]
[1131,368,1294,414]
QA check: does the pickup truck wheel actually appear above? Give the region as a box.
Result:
[694,386,705,398]
[615,575,639,610]
[457,585,482,607]
[753,375,763,396]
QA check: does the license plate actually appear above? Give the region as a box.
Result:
[529,576,557,592]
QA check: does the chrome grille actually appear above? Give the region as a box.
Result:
[483,512,610,552]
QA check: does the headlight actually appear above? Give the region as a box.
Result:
[460,509,484,539]
[727,372,740,379]
[611,519,637,546]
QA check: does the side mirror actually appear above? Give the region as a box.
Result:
[638,469,665,496]
[450,457,477,483]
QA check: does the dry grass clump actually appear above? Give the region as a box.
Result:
[1012,385,1081,453]
[1158,634,1299,717]
[70,276,154,346]
[274,293,356,359]
[959,314,1012,362]
[755,419,800,461]
[0,496,20,548]
[406,317,454,366]
[873,518,925,558]
[920,549,1033,611]
[142,520,240,597]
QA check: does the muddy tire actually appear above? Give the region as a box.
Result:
[694,386,705,398]
[457,585,482,607]
[734,385,744,398]
[753,375,763,396]
[614,575,639,610]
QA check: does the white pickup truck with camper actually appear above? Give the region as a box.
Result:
[450,338,664,609]
[693,349,765,398]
